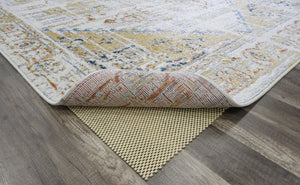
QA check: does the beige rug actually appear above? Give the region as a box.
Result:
[70,107,225,180]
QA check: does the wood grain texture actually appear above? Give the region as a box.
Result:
[146,150,231,185]
[1,53,299,185]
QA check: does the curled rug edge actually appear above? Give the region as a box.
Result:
[61,69,232,108]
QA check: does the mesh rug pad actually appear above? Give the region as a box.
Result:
[70,106,225,180]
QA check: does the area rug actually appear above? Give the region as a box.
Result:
[70,106,225,180]
[0,0,299,108]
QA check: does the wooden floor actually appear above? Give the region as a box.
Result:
[0,53,299,185]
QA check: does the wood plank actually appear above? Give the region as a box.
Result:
[148,150,230,185]
[267,66,300,109]
[186,126,300,185]
[214,108,300,178]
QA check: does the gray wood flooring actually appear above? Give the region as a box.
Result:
[0,54,299,185]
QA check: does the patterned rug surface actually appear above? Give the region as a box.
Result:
[1,0,299,107]
[70,106,225,180]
